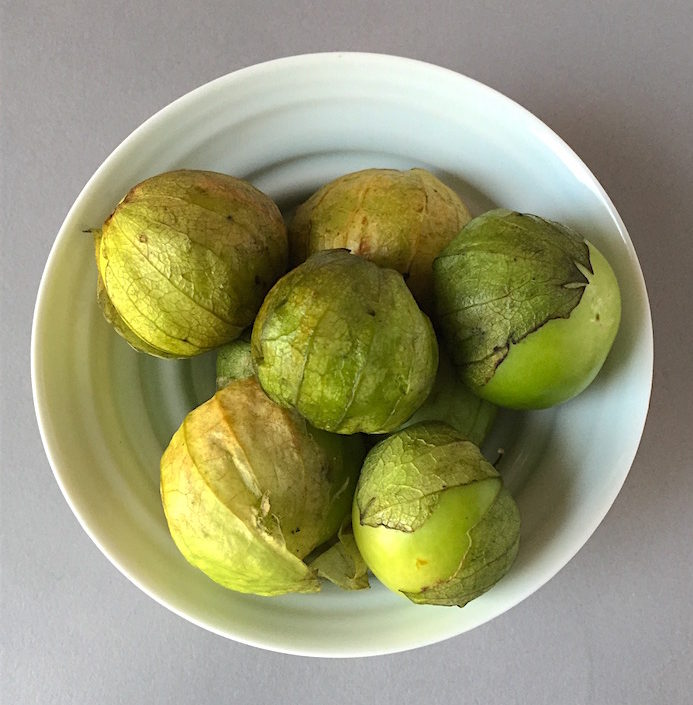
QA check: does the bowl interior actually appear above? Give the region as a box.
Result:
[32,53,652,657]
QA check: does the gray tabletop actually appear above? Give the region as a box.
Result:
[3,1,692,703]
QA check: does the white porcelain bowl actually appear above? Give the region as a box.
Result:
[31,53,653,657]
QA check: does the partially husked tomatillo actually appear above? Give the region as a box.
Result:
[352,422,520,607]
[433,209,621,409]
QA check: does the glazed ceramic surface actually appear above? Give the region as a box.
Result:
[32,53,653,657]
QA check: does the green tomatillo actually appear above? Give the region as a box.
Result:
[215,331,254,389]
[251,249,439,435]
[289,168,471,312]
[433,209,621,409]
[94,169,288,358]
[352,422,520,607]
[160,377,365,596]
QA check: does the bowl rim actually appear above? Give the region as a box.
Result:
[31,51,654,657]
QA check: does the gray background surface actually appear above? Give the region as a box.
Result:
[2,1,692,703]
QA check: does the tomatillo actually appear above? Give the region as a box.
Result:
[352,423,520,607]
[433,209,621,408]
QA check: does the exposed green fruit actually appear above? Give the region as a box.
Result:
[95,170,288,358]
[289,168,471,311]
[433,209,621,409]
[160,378,365,596]
[352,423,520,607]
[251,249,438,435]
